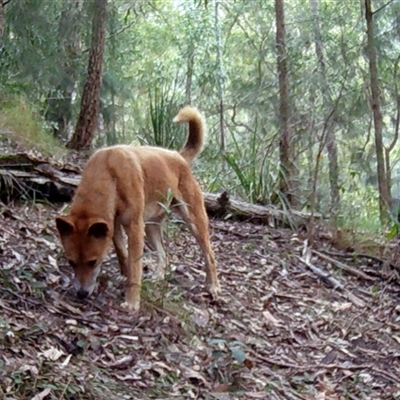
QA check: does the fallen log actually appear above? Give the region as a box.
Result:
[203,191,320,227]
[0,153,80,203]
[0,152,320,227]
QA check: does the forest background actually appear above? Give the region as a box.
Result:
[1,0,399,235]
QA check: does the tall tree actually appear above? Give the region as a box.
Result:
[0,0,3,42]
[67,0,107,150]
[275,0,296,207]
[310,0,340,224]
[46,0,82,139]
[215,0,225,154]
[0,0,10,42]
[365,0,391,223]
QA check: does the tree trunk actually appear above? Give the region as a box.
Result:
[215,0,225,154]
[45,0,82,139]
[108,6,117,145]
[275,0,297,208]
[0,1,3,43]
[310,0,340,224]
[365,0,391,223]
[185,49,194,105]
[67,0,107,150]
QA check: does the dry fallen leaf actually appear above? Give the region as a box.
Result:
[39,347,64,361]
[262,309,282,326]
[30,388,51,400]
[190,306,210,327]
[210,393,230,400]
[179,363,210,388]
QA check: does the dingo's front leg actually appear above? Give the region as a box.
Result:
[113,219,128,277]
[121,220,144,312]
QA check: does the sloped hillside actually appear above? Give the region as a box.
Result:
[1,202,400,400]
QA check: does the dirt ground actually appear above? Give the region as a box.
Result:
[1,202,400,400]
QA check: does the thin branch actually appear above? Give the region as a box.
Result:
[107,20,136,39]
[312,249,376,281]
[372,0,395,15]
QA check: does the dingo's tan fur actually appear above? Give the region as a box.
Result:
[56,106,221,311]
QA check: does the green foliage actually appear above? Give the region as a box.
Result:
[224,127,277,204]
[139,85,181,149]
[1,0,88,96]
[0,95,65,156]
[2,0,400,232]
[387,201,400,239]
[339,182,381,232]
[207,337,251,393]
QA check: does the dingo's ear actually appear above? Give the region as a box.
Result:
[56,216,75,237]
[87,221,109,239]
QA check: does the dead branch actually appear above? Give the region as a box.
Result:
[297,256,365,307]
[312,249,376,281]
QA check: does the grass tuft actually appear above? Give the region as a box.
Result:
[0,95,65,156]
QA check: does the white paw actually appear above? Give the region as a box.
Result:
[120,301,140,312]
[207,281,221,298]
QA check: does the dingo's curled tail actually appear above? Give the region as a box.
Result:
[173,106,206,163]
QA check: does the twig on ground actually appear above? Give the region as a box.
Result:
[297,256,365,307]
[252,350,400,384]
[297,255,343,289]
[323,249,397,269]
[312,249,376,281]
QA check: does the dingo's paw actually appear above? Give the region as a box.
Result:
[121,301,140,312]
[206,281,221,298]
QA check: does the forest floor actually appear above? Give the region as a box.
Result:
[1,200,400,400]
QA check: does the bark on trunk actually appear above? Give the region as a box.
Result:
[215,0,225,153]
[365,0,391,223]
[185,50,194,105]
[0,0,4,42]
[67,0,107,150]
[275,0,296,208]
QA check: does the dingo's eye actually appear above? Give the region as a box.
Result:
[87,260,97,268]
[68,260,77,268]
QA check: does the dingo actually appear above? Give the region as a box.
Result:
[56,106,221,311]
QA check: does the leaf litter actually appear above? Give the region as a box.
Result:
[0,202,400,400]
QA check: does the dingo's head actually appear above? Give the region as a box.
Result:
[55,216,113,300]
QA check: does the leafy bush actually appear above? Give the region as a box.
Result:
[0,95,64,155]
[224,128,277,205]
[137,85,182,149]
